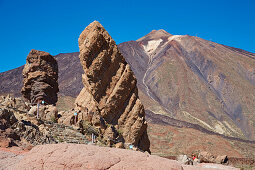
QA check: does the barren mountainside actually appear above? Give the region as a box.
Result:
[1,30,255,141]
[120,30,255,141]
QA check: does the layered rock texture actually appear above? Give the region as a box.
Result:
[0,144,239,170]
[74,21,150,152]
[21,49,59,105]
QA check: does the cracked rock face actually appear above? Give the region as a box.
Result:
[75,21,150,152]
[3,144,239,170]
[14,144,183,170]
[21,49,59,105]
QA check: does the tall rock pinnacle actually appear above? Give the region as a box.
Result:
[21,49,59,105]
[75,21,150,152]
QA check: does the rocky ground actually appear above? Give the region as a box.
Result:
[0,95,91,150]
[1,95,251,169]
[0,143,239,170]
[55,96,255,166]
[148,123,255,169]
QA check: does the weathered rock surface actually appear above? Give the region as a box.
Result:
[0,95,56,148]
[199,151,216,163]
[177,155,193,165]
[28,105,58,122]
[0,107,54,148]
[0,108,19,147]
[0,95,29,112]
[74,21,150,152]
[198,151,228,164]
[0,95,91,150]
[21,49,59,105]
[183,163,238,170]
[0,149,27,170]
[0,144,239,170]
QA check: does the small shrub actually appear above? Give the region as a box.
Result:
[50,116,57,123]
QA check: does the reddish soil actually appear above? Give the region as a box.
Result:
[148,123,255,158]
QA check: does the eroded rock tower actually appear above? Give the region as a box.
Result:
[21,49,59,105]
[74,21,150,152]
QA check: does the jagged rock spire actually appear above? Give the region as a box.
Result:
[75,21,150,152]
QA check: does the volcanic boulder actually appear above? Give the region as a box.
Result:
[75,21,150,152]
[0,144,239,170]
[21,49,59,105]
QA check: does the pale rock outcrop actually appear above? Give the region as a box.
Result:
[21,49,59,105]
[74,21,150,152]
[5,144,184,170]
[198,151,228,164]
[214,155,228,164]
[0,149,26,170]
[183,163,238,170]
[0,95,29,112]
[199,151,215,163]
[28,105,58,122]
[177,155,193,165]
[1,144,239,170]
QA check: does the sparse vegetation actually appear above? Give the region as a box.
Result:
[236,165,255,170]
[50,116,57,123]
[81,120,99,135]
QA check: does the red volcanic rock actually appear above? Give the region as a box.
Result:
[0,144,239,170]
[0,108,19,147]
[21,49,59,105]
[14,144,182,170]
[0,148,26,169]
[183,163,238,170]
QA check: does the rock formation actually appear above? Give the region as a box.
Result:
[28,105,58,122]
[0,95,89,148]
[0,144,239,170]
[0,104,54,148]
[74,21,150,152]
[21,49,59,105]
[198,151,228,164]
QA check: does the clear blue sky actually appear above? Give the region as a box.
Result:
[0,0,254,73]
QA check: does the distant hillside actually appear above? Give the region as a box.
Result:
[0,65,24,96]
[119,30,255,141]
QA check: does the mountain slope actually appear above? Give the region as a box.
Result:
[0,30,255,141]
[119,30,255,140]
